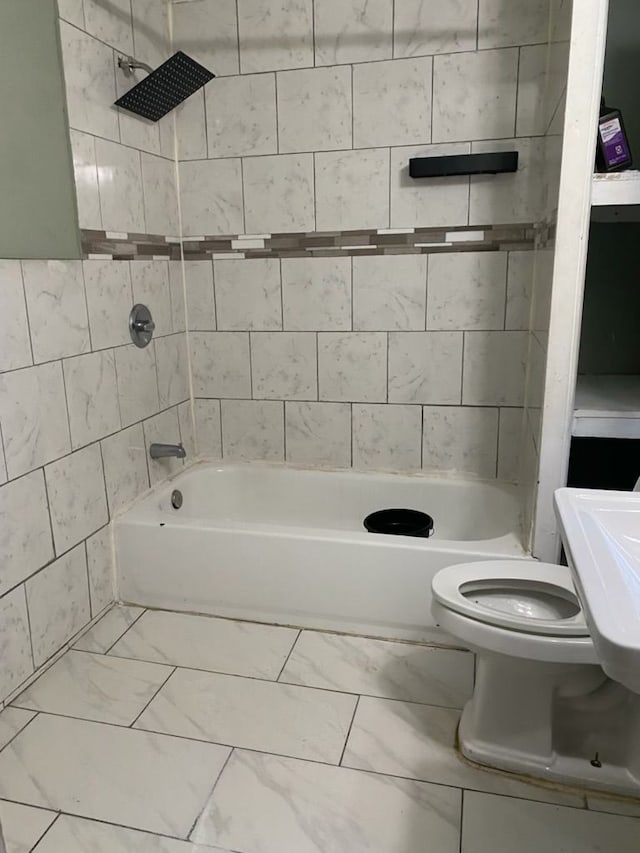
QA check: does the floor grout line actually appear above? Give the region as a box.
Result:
[275,628,301,681]
[186,746,236,842]
[128,666,177,729]
[338,694,360,766]
[102,607,148,655]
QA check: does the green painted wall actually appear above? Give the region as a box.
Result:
[0,0,80,259]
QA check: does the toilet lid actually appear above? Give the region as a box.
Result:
[432,561,589,637]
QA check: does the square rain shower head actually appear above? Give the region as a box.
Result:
[115,51,215,122]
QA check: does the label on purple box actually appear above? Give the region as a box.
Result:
[599,116,631,168]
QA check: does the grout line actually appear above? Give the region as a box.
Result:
[103,606,147,655]
[84,540,93,617]
[187,746,235,841]
[459,788,465,853]
[30,810,61,850]
[338,694,360,766]
[22,584,37,675]
[129,665,177,728]
[276,629,301,681]
[0,708,39,755]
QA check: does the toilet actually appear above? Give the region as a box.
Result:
[431,560,640,795]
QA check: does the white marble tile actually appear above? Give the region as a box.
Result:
[244,154,315,233]
[83,260,133,350]
[172,0,239,76]
[110,610,298,678]
[215,258,282,331]
[193,748,461,853]
[478,0,550,49]
[57,0,84,27]
[175,90,207,160]
[0,714,231,837]
[427,252,507,331]
[390,143,470,228]
[84,0,133,52]
[281,631,474,706]
[184,262,216,331]
[63,350,120,449]
[462,331,528,406]
[95,139,146,233]
[315,0,392,65]
[114,61,162,157]
[193,399,222,458]
[26,544,90,668]
[115,344,159,427]
[45,444,108,554]
[0,800,56,853]
[0,588,34,701]
[353,404,422,471]
[59,21,119,141]
[69,130,102,229]
[285,401,351,467]
[136,667,356,763]
[238,0,313,73]
[0,471,53,597]
[31,814,209,853]
[394,0,478,57]
[0,261,32,374]
[469,138,546,225]
[169,262,186,332]
[388,332,462,404]
[251,333,317,400]
[423,406,499,477]
[100,423,150,514]
[180,159,244,236]
[15,650,171,725]
[353,255,427,331]
[497,407,523,482]
[282,257,351,332]
[75,605,144,654]
[516,44,547,137]
[505,251,534,330]
[22,260,89,362]
[177,401,196,459]
[130,0,170,68]
[85,525,114,615]
[354,58,432,148]
[207,73,277,158]
[190,332,251,398]
[0,708,35,752]
[433,49,519,143]
[130,261,172,337]
[343,698,586,807]
[315,149,389,231]
[155,334,190,407]
[278,66,352,153]
[221,400,284,461]
[318,332,387,403]
[462,791,640,853]
[141,154,179,236]
[0,363,71,479]
[143,408,184,485]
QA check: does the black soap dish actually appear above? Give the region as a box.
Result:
[409,152,519,179]
[364,509,434,538]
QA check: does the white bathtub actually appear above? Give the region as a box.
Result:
[115,462,532,642]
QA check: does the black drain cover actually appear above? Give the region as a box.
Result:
[364,509,434,538]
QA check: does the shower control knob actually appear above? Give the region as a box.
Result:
[129,304,155,348]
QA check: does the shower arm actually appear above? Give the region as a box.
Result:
[118,55,154,77]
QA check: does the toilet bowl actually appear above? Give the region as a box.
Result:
[431,560,640,796]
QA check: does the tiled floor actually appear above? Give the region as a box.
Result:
[1,606,640,852]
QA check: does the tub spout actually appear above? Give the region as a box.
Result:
[149,442,186,460]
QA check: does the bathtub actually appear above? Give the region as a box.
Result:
[115,462,532,642]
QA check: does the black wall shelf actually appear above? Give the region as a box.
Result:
[409,151,519,179]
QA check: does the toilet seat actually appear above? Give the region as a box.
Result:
[432,560,589,637]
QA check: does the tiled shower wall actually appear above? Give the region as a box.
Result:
[173,0,561,477]
[0,0,191,706]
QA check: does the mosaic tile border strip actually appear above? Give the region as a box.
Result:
[81,223,546,262]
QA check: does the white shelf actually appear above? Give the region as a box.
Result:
[591,170,640,206]
[573,375,640,438]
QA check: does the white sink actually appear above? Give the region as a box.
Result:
[555,488,640,693]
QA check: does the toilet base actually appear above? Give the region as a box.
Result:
[460,651,640,797]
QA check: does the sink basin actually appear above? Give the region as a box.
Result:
[555,488,640,693]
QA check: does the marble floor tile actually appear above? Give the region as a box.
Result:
[0,714,230,837]
[74,605,144,654]
[31,814,230,853]
[135,668,356,763]
[13,650,172,726]
[0,708,35,752]
[192,749,461,853]
[0,800,56,853]
[461,791,640,853]
[280,631,474,707]
[343,698,585,808]
[109,610,298,679]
